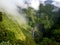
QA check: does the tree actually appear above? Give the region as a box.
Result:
[0,12,2,21]
[40,38,60,45]
[52,29,60,42]
[38,4,54,29]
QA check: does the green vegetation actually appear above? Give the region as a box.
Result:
[0,12,36,45]
[0,2,60,45]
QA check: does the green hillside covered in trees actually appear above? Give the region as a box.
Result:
[0,1,60,45]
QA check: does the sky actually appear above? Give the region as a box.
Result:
[0,0,60,25]
[52,0,60,7]
[0,0,60,10]
[0,0,40,10]
[0,0,29,25]
[0,0,60,15]
[0,0,40,25]
[29,0,40,10]
[40,0,60,7]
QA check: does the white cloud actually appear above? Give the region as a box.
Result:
[39,0,60,8]
[52,0,60,8]
[30,0,40,10]
[0,0,27,25]
[53,0,60,2]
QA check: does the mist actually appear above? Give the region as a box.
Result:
[0,0,28,25]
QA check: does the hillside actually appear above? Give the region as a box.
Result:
[0,12,36,45]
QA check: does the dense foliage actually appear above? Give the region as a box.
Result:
[0,2,60,45]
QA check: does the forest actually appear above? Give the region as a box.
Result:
[0,0,60,45]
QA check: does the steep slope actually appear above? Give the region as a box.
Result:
[0,13,36,45]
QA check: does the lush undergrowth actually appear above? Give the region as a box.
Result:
[0,13,36,45]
